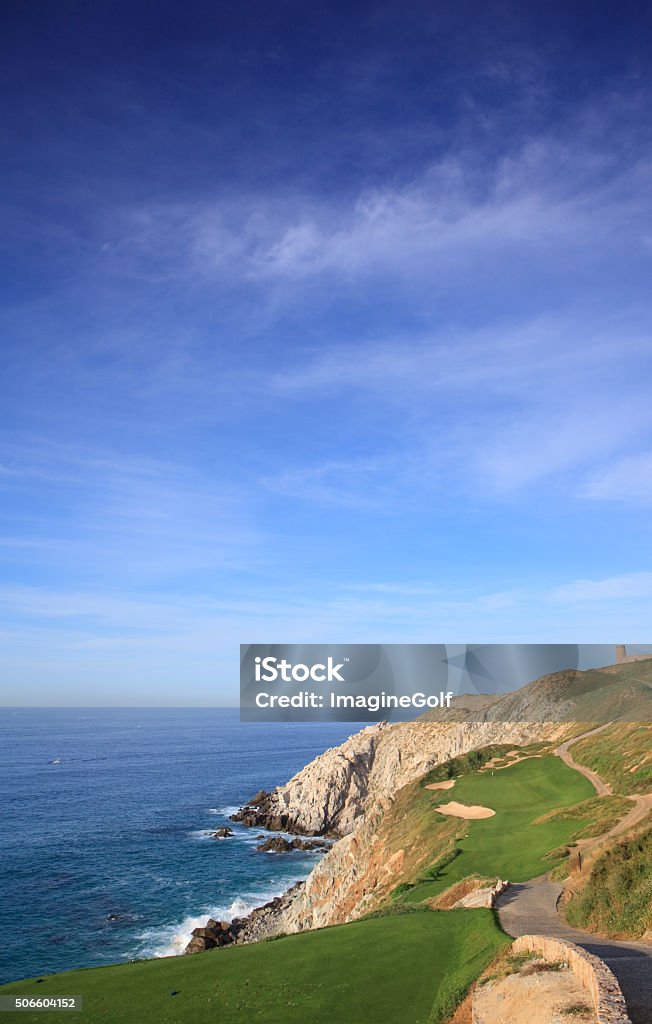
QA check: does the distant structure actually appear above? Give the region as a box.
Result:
[615,644,652,664]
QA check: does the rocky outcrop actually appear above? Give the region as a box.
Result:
[185,919,235,953]
[210,826,233,839]
[183,883,306,953]
[231,716,570,842]
[256,836,329,853]
[222,717,571,941]
[231,724,388,836]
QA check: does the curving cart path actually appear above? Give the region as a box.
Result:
[495,724,652,1023]
[495,877,652,1024]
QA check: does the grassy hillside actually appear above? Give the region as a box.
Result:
[570,722,652,795]
[478,658,652,726]
[0,909,508,1024]
[396,755,596,905]
[566,826,652,938]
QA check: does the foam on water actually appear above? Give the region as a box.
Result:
[137,887,293,958]
[0,709,358,983]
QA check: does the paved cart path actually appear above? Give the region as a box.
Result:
[495,724,652,1023]
[495,878,652,1024]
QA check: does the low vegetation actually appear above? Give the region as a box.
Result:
[570,723,652,796]
[419,745,515,786]
[478,949,566,987]
[565,826,652,938]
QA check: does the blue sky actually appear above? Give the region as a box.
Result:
[1,0,652,705]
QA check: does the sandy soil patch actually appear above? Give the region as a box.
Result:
[474,969,597,1023]
[425,779,456,791]
[482,754,543,771]
[437,801,495,819]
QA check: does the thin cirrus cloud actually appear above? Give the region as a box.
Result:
[2,13,652,703]
[0,439,261,582]
[263,315,652,500]
[92,104,652,301]
[552,572,652,603]
[579,453,652,503]
[86,117,652,507]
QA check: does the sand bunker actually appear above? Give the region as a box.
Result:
[437,801,495,819]
[425,779,456,791]
[482,754,542,771]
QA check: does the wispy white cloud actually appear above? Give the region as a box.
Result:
[0,437,261,581]
[260,455,406,508]
[103,113,652,297]
[262,311,652,499]
[579,452,652,503]
[551,572,652,603]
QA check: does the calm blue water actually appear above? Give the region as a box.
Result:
[0,708,359,985]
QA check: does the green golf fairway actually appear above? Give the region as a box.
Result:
[0,909,508,1024]
[403,754,595,903]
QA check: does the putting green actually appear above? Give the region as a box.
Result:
[402,754,595,903]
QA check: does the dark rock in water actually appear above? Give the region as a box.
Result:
[256,835,329,853]
[231,790,334,836]
[183,881,307,954]
[184,919,236,953]
[230,791,292,833]
[291,837,329,851]
[255,834,265,839]
[232,802,290,832]
[210,826,234,839]
[106,911,143,924]
[257,836,294,853]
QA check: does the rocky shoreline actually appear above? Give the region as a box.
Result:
[185,881,306,953]
[230,790,338,836]
[184,818,332,952]
[183,674,595,956]
[183,724,388,953]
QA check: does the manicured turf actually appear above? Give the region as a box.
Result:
[402,755,595,903]
[0,909,508,1024]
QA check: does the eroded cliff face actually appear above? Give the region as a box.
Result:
[186,666,642,953]
[232,716,570,943]
[233,716,569,841]
[231,723,388,836]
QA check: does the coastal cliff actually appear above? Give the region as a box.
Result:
[231,722,389,837]
[228,717,567,944]
[188,718,568,951]
[187,664,652,952]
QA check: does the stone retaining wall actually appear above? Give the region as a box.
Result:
[451,879,510,909]
[490,879,510,906]
[510,935,631,1024]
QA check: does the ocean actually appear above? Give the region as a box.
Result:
[0,708,359,984]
